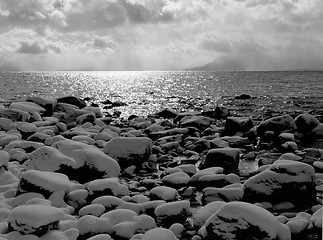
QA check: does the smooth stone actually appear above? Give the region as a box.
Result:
[310,207,322,229]
[294,113,320,134]
[9,101,46,114]
[56,96,86,109]
[286,218,310,235]
[149,186,178,201]
[198,201,285,240]
[193,201,226,228]
[203,148,241,173]
[141,228,179,240]
[27,96,57,114]
[27,139,120,183]
[103,137,152,169]
[0,108,30,122]
[243,160,316,207]
[202,187,244,204]
[256,114,296,139]
[224,116,254,136]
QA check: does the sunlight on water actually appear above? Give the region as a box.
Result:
[0,71,322,117]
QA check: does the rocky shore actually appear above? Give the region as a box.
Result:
[0,95,322,240]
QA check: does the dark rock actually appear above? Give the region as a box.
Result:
[56,96,86,108]
[154,108,178,118]
[257,114,297,139]
[243,160,316,207]
[203,148,241,173]
[294,113,320,134]
[224,117,254,136]
[234,94,252,100]
[201,106,230,119]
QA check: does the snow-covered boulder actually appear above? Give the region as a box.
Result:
[198,201,290,240]
[86,178,129,202]
[26,139,120,183]
[202,187,244,204]
[8,205,64,236]
[193,201,226,228]
[141,228,179,240]
[243,160,316,207]
[27,96,57,115]
[10,122,38,139]
[203,148,241,173]
[0,108,30,122]
[103,137,152,169]
[9,101,46,114]
[161,171,191,188]
[154,200,190,227]
[256,114,296,139]
[149,186,178,201]
[17,170,71,198]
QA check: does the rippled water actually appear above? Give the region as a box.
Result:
[0,71,322,117]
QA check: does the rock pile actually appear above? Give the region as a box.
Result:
[0,95,322,240]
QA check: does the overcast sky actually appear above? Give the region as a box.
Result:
[0,0,322,71]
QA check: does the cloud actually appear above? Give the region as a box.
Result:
[17,41,48,54]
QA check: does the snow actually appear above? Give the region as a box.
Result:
[86,178,129,197]
[19,170,71,193]
[78,204,105,217]
[200,201,280,239]
[193,201,226,227]
[154,200,190,216]
[149,186,178,201]
[8,205,64,229]
[141,228,179,240]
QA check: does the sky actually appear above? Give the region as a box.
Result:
[0,0,322,71]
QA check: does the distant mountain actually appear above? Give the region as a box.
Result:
[188,55,247,71]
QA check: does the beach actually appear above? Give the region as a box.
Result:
[0,89,322,239]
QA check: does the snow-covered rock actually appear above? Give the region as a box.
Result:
[161,171,191,188]
[154,200,190,227]
[86,178,129,201]
[149,186,178,201]
[9,101,46,114]
[243,160,316,207]
[202,187,244,204]
[103,137,152,169]
[18,170,71,198]
[256,114,296,139]
[0,108,30,122]
[224,116,254,136]
[193,201,225,228]
[310,207,322,229]
[198,201,290,240]
[26,139,120,183]
[141,228,179,240]
[8,205,64,236]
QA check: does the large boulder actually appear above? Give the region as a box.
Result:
[180,115,213,130]
[27,96,57,115]
[257,114,297,139]
[224,117,254,136]
[0,108,30,122]
[203,148,241,173]
[294,113,320,134]
[56,96,87,109]
[198,201,290,240]
[103,137,152,169]
[26,139,120,183]
[9,101,46,114]
[243,160,316,207]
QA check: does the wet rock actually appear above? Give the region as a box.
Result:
[154,108,178,118]
[294,113,320,134]
[235,94,252,100]
[243,160,316,207]
[0,108,30,122]
[257,114,297,139]
[201,106,230,119]
[203,148,241,173]
[180,116,213,130]
[56,96,87,109]
[224,116,254,136]
[103,137,152,169]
